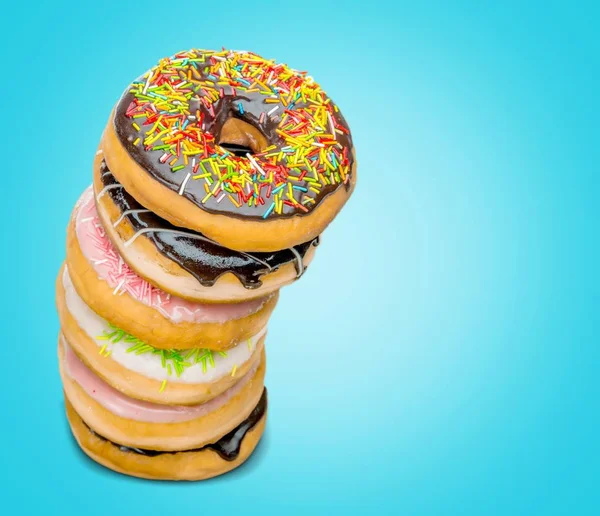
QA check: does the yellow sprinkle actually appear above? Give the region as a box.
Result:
[231,364,238,377]
[99,344,107,355]
[276,130,307,147]
[210,160,221,176]
[133,137,140,146]
[228,194,241,208]
[323,157,335,172]
[159,380,167,393]
[145,128,169,145]
[132,122,140,131]
[149,117,163,134]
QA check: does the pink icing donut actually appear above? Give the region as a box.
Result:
[62,337,259,424]
[74,187,266,324]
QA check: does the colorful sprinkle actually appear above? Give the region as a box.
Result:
[121,49,352,218]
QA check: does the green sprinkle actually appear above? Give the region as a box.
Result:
[95,325,225,377]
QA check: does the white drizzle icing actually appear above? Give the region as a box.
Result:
[123,227,217,248]
[96,172,316,276]
[96,183,123,200]
[289,247,304,278]
[113,209,152,228]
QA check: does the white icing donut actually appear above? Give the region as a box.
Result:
[61,266,265,384]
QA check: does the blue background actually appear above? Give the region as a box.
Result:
[2,1,598,514]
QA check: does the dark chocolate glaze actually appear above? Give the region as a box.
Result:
[113,51,354,220]
[100,161,319,289]
[85,389,267,462]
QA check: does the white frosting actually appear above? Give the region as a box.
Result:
[62,267,264,384]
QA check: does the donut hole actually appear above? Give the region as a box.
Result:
[218,118,268,156]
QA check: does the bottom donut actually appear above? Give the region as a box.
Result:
[65,389,267,481]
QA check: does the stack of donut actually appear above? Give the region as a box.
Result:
[56,49,356,481]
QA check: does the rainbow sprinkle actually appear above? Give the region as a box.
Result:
[120,49,353,218]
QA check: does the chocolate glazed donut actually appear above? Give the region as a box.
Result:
[85,389,267,461]
[98,160,319,289]
[102,49,357,251]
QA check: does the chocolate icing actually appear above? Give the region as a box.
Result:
[113,51,354,220]
[85,389,267,462]
[99,161,318,289]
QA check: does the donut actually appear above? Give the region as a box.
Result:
[101,49,356,252]
[67,186,278,349]
[93,149,318,303]
[55,47,357,480]
[60,331,267,480]
[65,394,266,481]
[57,265,265,405]
[59,337,266,451]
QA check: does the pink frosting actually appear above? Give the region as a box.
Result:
[74,187,266,323]
[62,337,260,423]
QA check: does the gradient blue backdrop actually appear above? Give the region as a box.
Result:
[2,1,598,514]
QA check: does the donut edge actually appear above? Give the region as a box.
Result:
[102,115,356,252]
